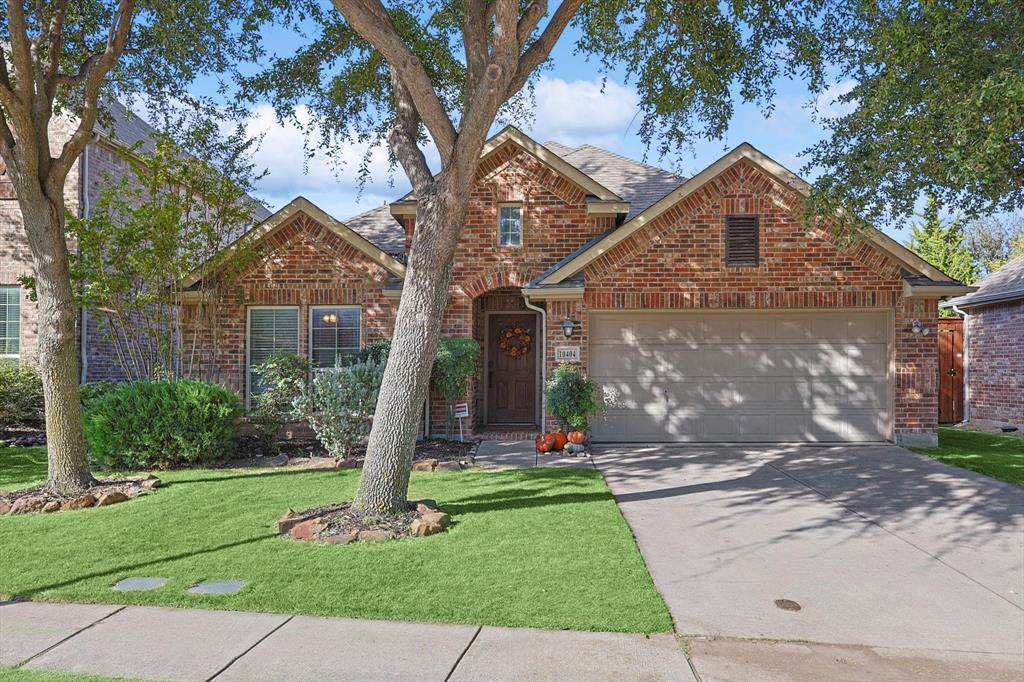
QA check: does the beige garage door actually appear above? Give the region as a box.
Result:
[588,310,892,443]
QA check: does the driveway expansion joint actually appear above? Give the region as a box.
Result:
[15,604,126,668]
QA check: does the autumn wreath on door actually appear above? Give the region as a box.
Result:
[499,325,532,358]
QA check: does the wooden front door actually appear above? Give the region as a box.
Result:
[487,313,537,424]
[939,318,965,423]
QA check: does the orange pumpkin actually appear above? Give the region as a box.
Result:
[535,434,556,453]
[550,431,568,451]
[568,431,586,445]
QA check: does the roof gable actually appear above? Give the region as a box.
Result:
[533,143,956,286]
[180,197,406,290]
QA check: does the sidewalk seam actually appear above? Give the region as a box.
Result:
[206,615,293,682]
[444,624,482,681]
[765,460,1024,612]
[15,604,127,667]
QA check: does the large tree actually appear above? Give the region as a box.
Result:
[247,0,835,513]
[905,197,979,314]
[0,0,263,494]
[806,0,1024,226]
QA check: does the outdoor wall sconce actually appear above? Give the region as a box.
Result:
[910,319,930,336]
[561,315,576,338]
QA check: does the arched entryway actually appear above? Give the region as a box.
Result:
[472,287,542,430]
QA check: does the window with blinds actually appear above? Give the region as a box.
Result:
[1,287,20,358]
[310,306,361,369]
[247,307,299,401]
[725,215,760,267]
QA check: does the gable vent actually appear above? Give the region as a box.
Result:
[725,215,759,267]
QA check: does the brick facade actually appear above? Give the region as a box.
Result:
[191,149,942,445]
[965,300,1024,425]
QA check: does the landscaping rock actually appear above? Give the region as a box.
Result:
[435,460,462,472]
[10,496,46,514]
[42,501,60,513]
[335,457,361,469]
[357,529,394,542]
[412,458,437,472]
[61,494,97,511]
[306,457,338,469]
[323,528,360,545]
[289,518,323,541]
[410,517,444,537]
[141,475,161,490]
[0,500,11,514]
[419,511,450,530]
[96,491,130,507]
[411,499,439,514]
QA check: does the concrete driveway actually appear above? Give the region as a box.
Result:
[594,444,1024,679]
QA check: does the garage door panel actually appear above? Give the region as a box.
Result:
[589,310,891,443]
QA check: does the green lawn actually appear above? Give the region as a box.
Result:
[0,446,671,633]
[0,667,141,682]
[911,427,1024,485]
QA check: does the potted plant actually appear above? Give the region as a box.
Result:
[544,363,599,453]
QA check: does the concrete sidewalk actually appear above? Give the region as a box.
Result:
[0,601,695,682]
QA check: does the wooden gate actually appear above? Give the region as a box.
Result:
[938,318,965,423]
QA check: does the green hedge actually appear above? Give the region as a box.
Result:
[83,379,243,468]
[0,361,44,430]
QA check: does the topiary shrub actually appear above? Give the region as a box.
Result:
[295,359,384,457]
[83,379,243,468]
[544,363,599,431]
[0,361,44,430]
[432,338,481,438]
[250,351,311,446]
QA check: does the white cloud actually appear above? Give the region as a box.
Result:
[243,104,412,219]
[524,76,640,149]
[813,79,858,120]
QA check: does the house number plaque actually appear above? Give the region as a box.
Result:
[555,346,581,362]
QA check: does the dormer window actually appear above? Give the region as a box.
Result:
[498,204,522,247]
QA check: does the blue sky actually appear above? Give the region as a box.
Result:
[195,21,898,237]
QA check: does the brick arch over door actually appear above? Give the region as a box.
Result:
[460,267,536,300]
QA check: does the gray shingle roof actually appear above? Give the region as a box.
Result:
[945,254,1024,308]
[544,143,684,220]
[343,205,406,257]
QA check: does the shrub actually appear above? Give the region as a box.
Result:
[251,351,310,445]
[0,361,44,430]
[83,379,243,468]
[295,359,384,457]
[79,380,118,406]
[432,338,481,437]
[349,339,391,365]
[545,363,599,431]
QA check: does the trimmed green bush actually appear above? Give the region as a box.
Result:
[83,379,243,468]
[432,337,481,437]
[545,363,599,431]
[0,361,44,430]
[79,380,118,406]
[295,359,384,457]
[251,351,310,445]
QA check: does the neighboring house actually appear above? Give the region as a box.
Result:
[180,126,975,447]
[943,255,1024,428]
[0,100,271,381]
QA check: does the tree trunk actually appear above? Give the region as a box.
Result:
[21,193,93,496]
[354,179,467,513]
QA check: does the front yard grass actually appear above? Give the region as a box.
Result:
[0,446,671,633]
[911,427,1024,485]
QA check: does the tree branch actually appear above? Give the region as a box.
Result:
[51,0,136,187]
[517,0,547,46]
[7,0,36,101]
[387,66,432,191]
[44,0,71,87]
[463,0,488,96]
[507,0,582,97]
[332,0,456,164]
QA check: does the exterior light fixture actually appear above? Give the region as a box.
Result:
[322,313,338,324]
[910,319,930,336]
[561,315,575,338]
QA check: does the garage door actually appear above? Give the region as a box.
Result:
[588,310,891,442]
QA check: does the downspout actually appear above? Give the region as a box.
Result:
[523,293,546,429]
[950,303,970,424]
[79,143,90,384]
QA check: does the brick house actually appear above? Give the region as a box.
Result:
[943,255,1024,428]
[0,100,271,381]
[177,126,977,447]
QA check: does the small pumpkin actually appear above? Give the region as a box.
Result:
[550,431,568,451]
[567,431,586,445]
[535,434,556,453]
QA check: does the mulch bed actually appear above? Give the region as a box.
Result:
[224,438,478,471]
[0,427,46,448]
[278,498,450,544]
[0,475,160,515]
